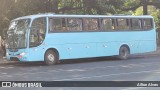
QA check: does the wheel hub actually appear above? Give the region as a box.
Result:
[48,54,54,62]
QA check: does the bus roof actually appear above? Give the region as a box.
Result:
[13,13,153,20]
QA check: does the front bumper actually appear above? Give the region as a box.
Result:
[6,52,29,62]
[6,55,28,62]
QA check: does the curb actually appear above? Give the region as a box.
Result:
[0,57,18,64]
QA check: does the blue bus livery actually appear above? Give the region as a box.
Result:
[6,14,157,65]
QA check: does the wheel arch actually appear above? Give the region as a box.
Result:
[44,48,59,61]
[119,44,130,54]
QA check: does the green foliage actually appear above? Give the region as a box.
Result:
[133,7,143,15]
[133,6,160,29]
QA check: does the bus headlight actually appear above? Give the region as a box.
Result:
[18,52,27,59]
[20,52,27,56]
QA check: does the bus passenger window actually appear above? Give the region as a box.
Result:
[131,19,142,30]
[117,19,129,30]
[143,19,152,30]
[102,19,112,31]
[49,18,62,32]
[49,18,68,32]
[68,18,82,31]
[83,19,99,31]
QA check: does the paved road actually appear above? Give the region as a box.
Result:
[0,53,160,90]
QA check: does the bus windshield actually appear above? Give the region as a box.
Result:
[7,19,30,49]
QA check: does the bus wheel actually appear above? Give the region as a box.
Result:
[44,50,58,65]
[119,46,130,60]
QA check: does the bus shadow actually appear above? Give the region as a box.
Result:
[60,56,119,64]
[0,55,146,67]
[60,55,145,64]
[0,61,46,67]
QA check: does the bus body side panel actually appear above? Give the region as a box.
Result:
[45,33,98,60]
[27,46,46,61]
[6,29,156,62]
[44,29,156,60]
[131,29,157,54]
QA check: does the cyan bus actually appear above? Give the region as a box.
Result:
[6,14,157,65]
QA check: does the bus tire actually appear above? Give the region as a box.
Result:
[44,50,58,65]
[119,46,130,60]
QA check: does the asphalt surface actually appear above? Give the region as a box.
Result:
[0,54,160,81]
[0,49,160,90]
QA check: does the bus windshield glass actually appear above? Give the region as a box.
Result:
[7,19,30,49]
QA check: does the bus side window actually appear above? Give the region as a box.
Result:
[67,18,82,31]
[49,18,63,32]
[83,18,99,31]
[49,18,68,32]
[131,19,142,30]
[116,19,129,30]
[143,19,153,30]
[102,19,112,31]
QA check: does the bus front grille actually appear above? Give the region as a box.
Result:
[10,57,19,61]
